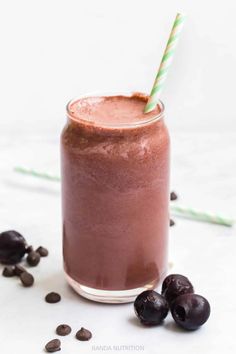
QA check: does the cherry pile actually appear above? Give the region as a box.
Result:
[0,230,48,287]
[134,274,210,330]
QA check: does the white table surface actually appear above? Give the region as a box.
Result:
[0,131,236,354]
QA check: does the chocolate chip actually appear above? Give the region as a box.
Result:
[26,245,34,253]
[26,251,40,266]
[170,219,175,227]
[2,266,15,277]
[56,324,71,336]
[20,271,34,287]
[14,264,27,276]
[170,191,178,201]
[45,339,61,352]
[45,292,61,303]
[76,327,92,341]
[36,246,48,257]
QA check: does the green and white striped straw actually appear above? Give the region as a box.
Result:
[14,166,234,227]
[144,13,186,113]
[14,166,61,182]
[170,205,234,227]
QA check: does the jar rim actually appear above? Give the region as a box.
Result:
[66,91,165,129]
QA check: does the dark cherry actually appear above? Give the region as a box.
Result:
[134,290,169,326]
[0,230,27,264]
[162,274,194,304]
[171,293,210,330]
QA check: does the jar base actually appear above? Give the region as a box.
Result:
[65,273,158,304]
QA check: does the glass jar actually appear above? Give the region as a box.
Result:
[61,92,170,303]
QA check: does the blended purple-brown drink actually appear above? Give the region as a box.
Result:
[61,92,170,303]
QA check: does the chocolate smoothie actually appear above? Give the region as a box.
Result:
[61,93,170,302]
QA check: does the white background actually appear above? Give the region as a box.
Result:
[0,0,236,135]
[0,1,236,354]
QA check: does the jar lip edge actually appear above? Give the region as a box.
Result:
[66,91,165,129]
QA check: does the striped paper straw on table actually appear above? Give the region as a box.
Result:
[144,13,186,113]
[14,166,234,227]
[14,166,61,182]
[170,205,234,227]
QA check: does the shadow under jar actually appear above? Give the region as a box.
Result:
[61,92,170,303]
